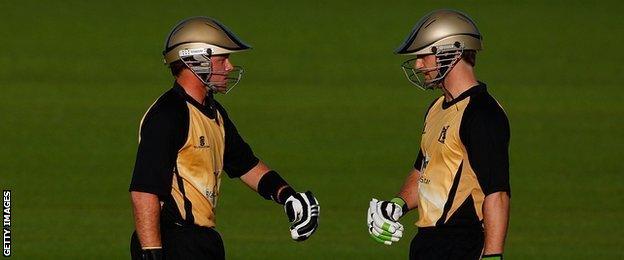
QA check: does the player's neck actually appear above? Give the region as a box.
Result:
[176,70,207,105]
[441,61,478,101]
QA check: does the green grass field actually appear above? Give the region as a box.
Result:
[2,0,623,258]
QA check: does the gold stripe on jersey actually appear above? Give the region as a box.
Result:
[416,96,484,227]
[171,103,225,228]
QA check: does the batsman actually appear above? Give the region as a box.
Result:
[367,10,511,259]
[129,16,320,259]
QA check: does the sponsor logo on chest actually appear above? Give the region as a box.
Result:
[194,135,210,149]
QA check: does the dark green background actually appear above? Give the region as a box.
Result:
[2,0,623,259]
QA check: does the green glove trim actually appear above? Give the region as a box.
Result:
[376,232,394,241]
[379,229,393,237]
[369,233,387,243]
[369,232,394,244]
[390,197,409,213]
[390,197,406,207]
[381,222,392,232]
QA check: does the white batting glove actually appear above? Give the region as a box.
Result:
[284,191,320,241]
[367,198,405,245]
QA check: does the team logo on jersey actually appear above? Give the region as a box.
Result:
[194,136,210,149]
[438,125,450,143]
[419,154,431,184]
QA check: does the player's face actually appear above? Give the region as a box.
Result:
[209,54,234,93]
[415,54,438,81]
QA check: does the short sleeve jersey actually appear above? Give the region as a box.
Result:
[129,83,259,228]
[413,83,510,228]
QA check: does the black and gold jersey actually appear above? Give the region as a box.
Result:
[413,82,510,228]
[129,83,259,228]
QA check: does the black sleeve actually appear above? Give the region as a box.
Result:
[214,101,259,178]
[460,98,511,196]
[129,97,188,197]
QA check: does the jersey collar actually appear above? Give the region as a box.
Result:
[441,81,487,109]
[172,82,217,119]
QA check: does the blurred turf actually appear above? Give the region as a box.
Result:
[1,0,623,259]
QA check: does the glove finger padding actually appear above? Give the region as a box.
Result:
[370,199,403,233]
[285,191,320,241]
[371,221,403,239]
[370,226,401,242]
[367,198,404,245]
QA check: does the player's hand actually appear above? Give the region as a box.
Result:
[284,191,320,241]
[367,198,405,245]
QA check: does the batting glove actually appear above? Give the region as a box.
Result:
[284,191,320,241]
[367,198,405,245]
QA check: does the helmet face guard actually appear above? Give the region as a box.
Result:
[179,47,245,94]
[208,66,244,94]
[400,44,463,90]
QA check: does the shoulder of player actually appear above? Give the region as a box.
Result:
[464,91,507,122]
[141,89,189,128]
[459,91,509,139]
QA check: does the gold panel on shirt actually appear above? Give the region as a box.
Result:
[415,96,485,227]
[171,103,225,228]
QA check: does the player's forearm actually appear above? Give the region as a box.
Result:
[397,168,421,210]
[241,161,295,204]
[131,191,162,248]
[482,191,510,255]
[240,161,272,191]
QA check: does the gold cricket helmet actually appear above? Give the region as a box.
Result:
[396,9,483,90]
[395,9,482,56]
[163,16,251,64]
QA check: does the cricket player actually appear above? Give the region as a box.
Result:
[129,16,320,260]
[366,10,510,259]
